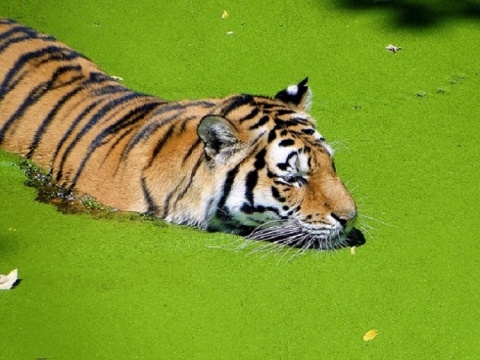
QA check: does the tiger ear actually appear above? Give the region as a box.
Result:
[274,77,312,112]
[198,115,238,158]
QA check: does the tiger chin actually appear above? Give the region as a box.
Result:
[0,19,364,251]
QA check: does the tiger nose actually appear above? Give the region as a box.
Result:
[331,210,357,228]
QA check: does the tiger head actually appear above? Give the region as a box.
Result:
[197,78,361,250]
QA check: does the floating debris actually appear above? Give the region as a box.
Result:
[221,10,229,19]
[385,44,401,53]
[110,75,124,81]
[226,31,234,36]
[0,269,18,290]
[363,329,379,342]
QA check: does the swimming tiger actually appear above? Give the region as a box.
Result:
[0,19,362,250]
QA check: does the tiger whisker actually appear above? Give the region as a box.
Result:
[247,229,303,258]
[286,236,311,262]
[263,243,288,259]
[266,235,305,262]
[206,237,251,251]
[247,233,296,256]
[248,219,286,232]
[358,213,395,228]
[279,245,298,263]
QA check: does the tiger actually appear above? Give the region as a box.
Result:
[0,19,362,250]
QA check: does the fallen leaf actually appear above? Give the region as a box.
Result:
[222,10,229,19]
[363,329,379,342]
[385,44,401,53]
[0,269,18,290]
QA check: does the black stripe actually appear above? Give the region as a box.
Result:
[145,125,176,168]
[245,170,258,205]
[257,101,280,110]
[182,138,202,164]
[102,127,137,167]
[52,81,130,178]
[25,65,84,157]
[0,82,47,144]
[279,139,295,147]
[123,101,214,159]
[248,115,270,130]
[161,154,204,217]
[0,29,56,54]
[240,203,281,216]
[70,102,159,186]
[93,84,131,96]
[290,117,310,125]
[268,129,277,142]
[178,117,190,133]
[0,62,81,144]
[240,203,254,214]
[274,118,303,128]
[55,91,142,182]
[0,19,16,26]
[123,112,181,158]
[217,165,240,212]
[45,75,115,164]
[102,103,158,156]
[0,24,26,40]
[250,132,267,149]
[275,110,296,116]
[162,191,174,218]
[254,148,266,169]
[301,128,315,135]
[220,95,254,117]
[212,143,262,217]
[285,151,297,163]
[175,156,203,202]
[0,45,85,101]
[101,102,158,163]
[276,162,289,171]
[239,107,260,123]
[0,22,52,41]
[53,101,102,180]
[151,100,213,117]
[275,150,298,171]
[271,186,286,202]
[141,177,157,214]
[123,122,166,158]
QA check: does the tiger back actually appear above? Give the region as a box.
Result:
[0,19,360,250]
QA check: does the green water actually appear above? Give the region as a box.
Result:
[1,1,479,359]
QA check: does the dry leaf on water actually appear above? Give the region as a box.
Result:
[0,269,18,290]
[363,329,379,342]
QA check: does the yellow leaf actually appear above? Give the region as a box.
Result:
[221,10,229,19]
[363,329,379,342]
